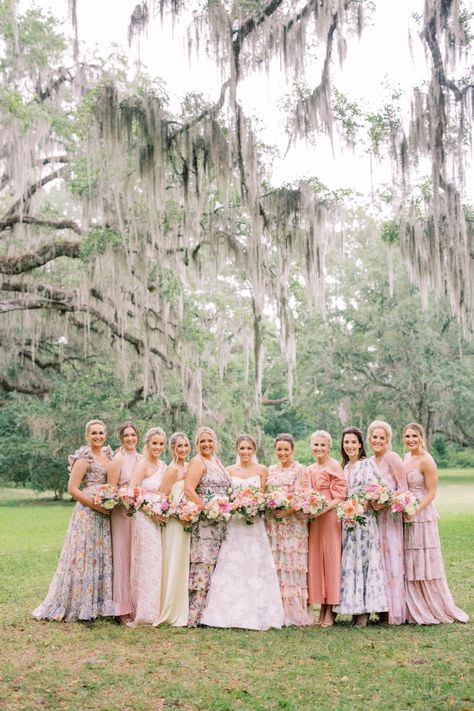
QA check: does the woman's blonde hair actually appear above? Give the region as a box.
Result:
[311,430,332,449]
[169,431,190,461]
[367,420,393,449]
[194,426,219,451]
[403,422,427,450]
[85,419,106,439]
[143,427,166,455]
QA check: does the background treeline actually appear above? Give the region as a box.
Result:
[1,209,473,498]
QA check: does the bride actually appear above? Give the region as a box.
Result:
[200,434,284,630]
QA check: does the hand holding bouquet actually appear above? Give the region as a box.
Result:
[135,491,171,524]
[336,496,367,531]
[118,485,141,516]
[391,490,419,523]
[265,488,294,519]
[93,483,119,511]
[200,495,232,525]
[230,485,266,525]
[174,498,202,532]
[364,481,393,509]
[292,490,328,517]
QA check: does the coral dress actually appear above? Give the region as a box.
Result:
[334,458,388,616]
[371,451,407,624]
[307,467,347,606]
[265,461,313,626]
[200,475,284,630]
[188,456,231,626]
[128,461,167,626]
[32,446,114,621]
[111,449,140,616]
[404,467,468,624]
[155,469,190,627]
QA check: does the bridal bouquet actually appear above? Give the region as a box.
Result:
[336,496,367,532]
[93,484,119,510]
[229,485,266,525]
[363,481,393,508]
[118,485,141,516]
[391,490,419,522]
[174,498,202,532]
[135,491,171,524]
[200,495,232,525]
[265,487,294,518]
[292,490,328,517]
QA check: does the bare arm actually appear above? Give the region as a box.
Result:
[184,458,206,508]
[159,463,179,496]
[417,455,438,513]
[68,459,110,514]
[259,465,268,491]
[107,453,123,487]
[130,459,148,488]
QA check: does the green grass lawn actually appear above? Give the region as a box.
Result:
[1,472,473,711]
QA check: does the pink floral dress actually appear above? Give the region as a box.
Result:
[32,446,114,621]
[371,451,407,624]
[265,461,313,626]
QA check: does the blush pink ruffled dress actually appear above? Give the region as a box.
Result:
[404,467,468,624]
[307,468,347,606]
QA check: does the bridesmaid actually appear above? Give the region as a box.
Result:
[184,426,231,627]
[265,433,313,626]
[107,421,141,623]
[307,430,347,627]
[155,431,191,627]
[403,423,468,624]
[368,420,407,625]
[33,420,114,621]
[333,427,388,626]
[128,426,167,627]
[200,434,284,630]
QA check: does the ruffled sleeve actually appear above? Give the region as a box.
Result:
[67,445,92,473]
[328,471,347,500]
[102,445,114,461]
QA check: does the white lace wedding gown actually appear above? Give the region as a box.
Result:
[200,475,284,630]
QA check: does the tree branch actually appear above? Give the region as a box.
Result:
[1,167,67,221]
[0,241,81,275]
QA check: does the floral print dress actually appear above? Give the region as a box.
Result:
[188,456,231,626]
[265,461,313,626]
[32,446,114,621]
[334,458,388,616]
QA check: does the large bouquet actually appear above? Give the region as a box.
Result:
[292,490,328,517]
[135,491,171,524]
[363,481,393,508]
[336,495,367,532]
[93,484,119,511]
[229,485,266,525]
[265,487,295,518]
[391,490,419,521]
[173,498,202,532]
[200,495,232,525]
[118,485,141,516]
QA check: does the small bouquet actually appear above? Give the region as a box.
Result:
[174,498,202,532]
[292,490,328,517]
[200,495,232,525]
[265,487,295,519]
[93,483,119,510]
[336,496,367,532]
[135,491,171,524]
[118,485,141,516]
[363,481,393,508]
[391,490,419,523]
[229,485,266,525]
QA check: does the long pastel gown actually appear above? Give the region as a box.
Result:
[32,446,114,621]
[188,456,231,627]
[265,461,313,626]
[111,449,140,617]
[371,451,407,624]
[200,475,284,630]
[128,460,167,627]
[334,458,388,616]
[307,467,347,606]
[155,467,190,626]
[404,466,468,624]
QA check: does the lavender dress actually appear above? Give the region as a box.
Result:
[188,456,231,626]
[32,446,114,621]
[371,452,407,624]
[404,467,468,624]
[111,449,140,616]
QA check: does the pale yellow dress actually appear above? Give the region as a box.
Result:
[155,473,190,626]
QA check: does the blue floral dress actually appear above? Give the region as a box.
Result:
[32,446,115,621]
[334,458,388,616]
